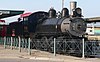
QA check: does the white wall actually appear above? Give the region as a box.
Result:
[86,28,94,35]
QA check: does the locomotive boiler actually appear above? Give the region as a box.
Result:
[26,8,87,39]
[6,7,87,39]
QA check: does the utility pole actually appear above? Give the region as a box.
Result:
[50,0,53,8]
[62,0,64,9]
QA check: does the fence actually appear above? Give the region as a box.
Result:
[0,37,4,45]
[0,36,31,55]
[85,40,100,57]
[31,38,83,56]
[31,38,100,57]
[0,36,100,58]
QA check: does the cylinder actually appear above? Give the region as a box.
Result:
[49,8,56,18]
[61,8,69,17]
[70,1,77,15]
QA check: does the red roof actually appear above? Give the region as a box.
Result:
[20,12,32,18]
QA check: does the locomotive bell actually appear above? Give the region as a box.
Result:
[61,8,69,17]
[49,8,56,18]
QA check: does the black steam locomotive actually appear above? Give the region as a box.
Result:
[7,7,87,39]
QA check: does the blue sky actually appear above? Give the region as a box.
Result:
[0,0,100,23]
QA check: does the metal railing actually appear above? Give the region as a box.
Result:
[85,40,100,57]
[1,36,31,55]
[0,37,4,45]
[31,38,83,55]
[0,36,100,58]
[31,38,100,57]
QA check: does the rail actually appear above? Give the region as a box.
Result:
[0,36,100,58]
[0,36,31,55]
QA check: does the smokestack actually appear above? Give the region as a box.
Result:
[70,1,77,16]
